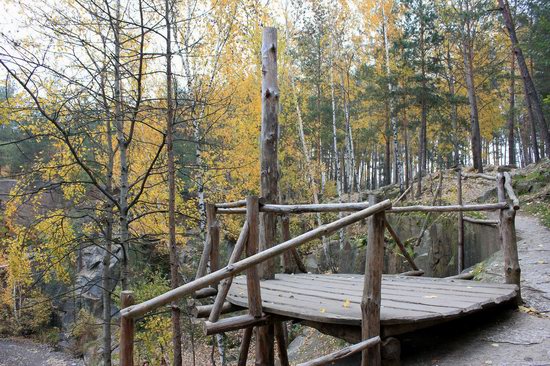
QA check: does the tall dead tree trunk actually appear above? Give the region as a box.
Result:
[499,0,550,153]
[257,27,279,365]
[165,1,183,364]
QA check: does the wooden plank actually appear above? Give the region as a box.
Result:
[284,274,516,297]
[228,283,437,324]
[226,274,518,327]
[230,279,482,319]
[246,276,507,308]
[328,273,519,290]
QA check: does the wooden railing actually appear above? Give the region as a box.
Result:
[119,171,520,366]
[119,197,391,365]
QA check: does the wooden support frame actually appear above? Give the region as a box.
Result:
[497,173,521,300]
[209,221,249,323]
[204,314,270,335]
[120,201,391,317]
[384,220,419,271]
[297,336,381,366]
[238,327,253,366]
[361,194,384,366]
[206,203,220,286]
[120,291,135,366]
[192,302,241,318]
[457,167,465,273]
[281,214,307,274]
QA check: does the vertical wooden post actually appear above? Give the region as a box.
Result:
[238,327,253,366]
[274,322,290,366]
[206,203,220,286]
[120,291,135,366]
[246,196,263,317]
[281,215,294,273]
[247,196,274,365]
[259,26,279,280]
[456,166,464,273]
[258,26,278,365]
[361,194,384,366]
[497,173,521,300]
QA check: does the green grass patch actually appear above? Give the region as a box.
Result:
[524,201,550,229]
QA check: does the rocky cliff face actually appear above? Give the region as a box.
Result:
[305,213,500,277]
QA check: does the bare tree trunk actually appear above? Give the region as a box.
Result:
[165,1,183,364]
[112,0,130,290]
[447,46,460,166]
[102,109,115,366]
[508,50,516,166]
[382,4,402,192]
[329,56,345,250]
[462,35,483,172]
[341,71,356,194]
[499,0,550,152]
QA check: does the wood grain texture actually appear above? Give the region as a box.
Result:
[120,291,135,366]
[226,274,518,333]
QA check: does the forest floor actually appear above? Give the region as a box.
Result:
[0,337,83,366]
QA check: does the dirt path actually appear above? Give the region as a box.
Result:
[0,338,82,366]
[401,213,550,366]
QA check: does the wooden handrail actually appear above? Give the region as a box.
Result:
[217,202,508,215]
[297,336,381,366]
[120,199,392,319]
[463,216,499,226]
[215,200,247,208]
[388,202,507,213]
[503,172,520,210]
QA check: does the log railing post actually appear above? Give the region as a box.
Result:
[456,166,465,273]
[361,194,384,366]
[120,291,135,366]
[206,203,220,287]
[497,173,521,300]
[246,195,275,365]
[281,215,294,274]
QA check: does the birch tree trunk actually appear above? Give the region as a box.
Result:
[112,0,130,290]
[382,3,403,192]
[329,48,345,251]
[508,50,516,166]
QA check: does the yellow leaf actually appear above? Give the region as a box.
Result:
[320,308,326,313]
[343,299,351,308]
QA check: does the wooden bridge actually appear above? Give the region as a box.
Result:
[117,27,522,366]
[118,169,520,366]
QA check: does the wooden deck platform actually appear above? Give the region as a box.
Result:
[227,273,518,340]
